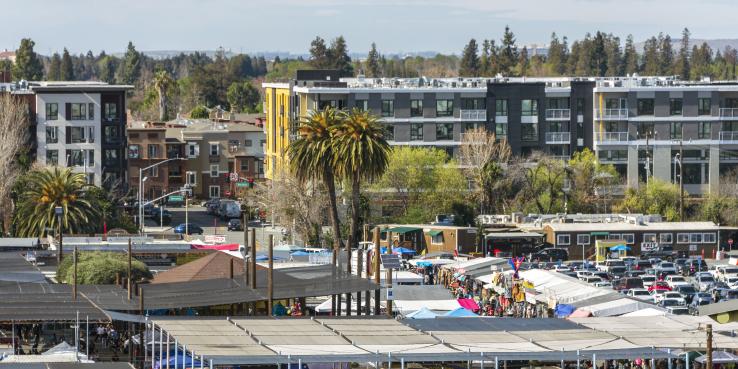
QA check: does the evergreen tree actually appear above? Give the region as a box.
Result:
[690,42,714,80]
[366,42,381,77]
[480,40,491,76]
[47,53,61,81]
[674,28,691,79]
[568,40,582,75]
[498,26,518,76]
[459,38,480,76]
[61,48,74,80]
[546,33,568,76]
[328,36,354,77]
[12,38,44,80]
[724,46,737,80]
[623,34,639,75]
[518,46,529,76]
[641,36,660,75]
[121,41,141,84]
[591,32,608,77]
[309,36,329,69]
[97,55,117,84]
[488,40,499,75]
[658,33,674,75]
[605,35,623,76]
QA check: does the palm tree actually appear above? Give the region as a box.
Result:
[14,167,98,237]
[153,70,174,121]
[333,108,390,281]
[287,107,343,258]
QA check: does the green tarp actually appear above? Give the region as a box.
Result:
[387,226,422,234]
[426,230,443,236]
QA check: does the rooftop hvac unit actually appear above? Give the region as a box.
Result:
[451,82,457,88]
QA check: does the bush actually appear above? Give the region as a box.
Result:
[189,105,209,119]
[57,251,152,285]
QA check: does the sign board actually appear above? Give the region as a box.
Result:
[386,287,394,301]
[169,195,184,202]
[236,182,249,188]
[230,172,239,181]
[689,244,698,252]
[205,235,227,244]
[380,254,401,269]
[641,242,658,252]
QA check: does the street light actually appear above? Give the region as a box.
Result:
[139,157,186,234]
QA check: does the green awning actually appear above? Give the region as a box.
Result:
[387,226,422,234]
[590,232,610,236]
[426,230,443,236]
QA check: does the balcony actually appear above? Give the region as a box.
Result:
[719,131,738,142]
[545,109,571,121]
[596,132,629,142]
[719,108,738,118]
[459,109,487,121]
[595,108,629,120]
[545,132,571,144]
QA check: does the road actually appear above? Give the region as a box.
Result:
[144,205,287,251]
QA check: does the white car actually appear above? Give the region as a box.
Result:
[576,270,594,279]
[665,275,690,289]
[695,275,716,292]
[640,275,657,288]
[650,289,668,303]
[553,265,571,273]
[594,281,612,288]
[658,291,686,305]
[724,275,738,289]
[716,266,738,281]
[627,288,652,301]
[654,262,677,275]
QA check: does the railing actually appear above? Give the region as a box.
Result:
[719,131,738,141]
[545,132,571,144]
[551,155,571,162]
[545,109,571,120]
[459,109,487,121]
[596,132,629,142]
[596,108,629,120]
[719,108,738,117]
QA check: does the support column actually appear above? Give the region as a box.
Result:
[627,144,639,188]
[268,234,274,316]
[373,228,381,315]
[653,144,671,183]
[709,145,720,195]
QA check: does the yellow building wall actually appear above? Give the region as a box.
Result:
[263,86,292,180]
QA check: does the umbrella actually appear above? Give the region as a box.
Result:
[255,254,285,261]
[696,351,738,364]
[609,244,631,251]
[405,307,439,319]
[443,307,478,317]
[290,250,311,256]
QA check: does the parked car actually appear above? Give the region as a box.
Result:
[227,219,243,231]
[218,200,242,220]
[681,259,708,275]
[658,291,686,305]
[206,199,221,215]
[533,248,569,262]
[673,285,698,304]
[715,288,738,302]
[724,275,738,289]
[613,277,644,292]
[689,294,712,315]
[665,275,691,289]
[626,288,652,301]
[666,306,690,315]
[625,270,646,278]
[634,260,652,271]
[597,259,625,273]
[659,298,685,308]
[581,276,603,284]
[150,208,172,226]
[714,265,738,281]
[640,275,657,288]
[173,223,204,235]
[594,281,612,288]
[648,281,672,292]
[695,274,716,292]
[553,265,571,273]
[654,261,678,276]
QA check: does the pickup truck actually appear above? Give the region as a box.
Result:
[640,245,678,261]
[597,259,626,273]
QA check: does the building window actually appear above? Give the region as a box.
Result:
[557,234,570,245]
[68,127,87,143]
[88,103,95,120]
[245,139,253,147]
[355,99,368,111]
[576,98,585,115]
[660,233,673,244]
[228,140,240,152]
[46,150,58,166]
[460,98,485,110]
[436,123,453,140]
[677,233,690,243]
[608,234,621,240]
[436,100,454,117]
[670,122,682,139]
[622,234,635,244]
[577,234,590,245]
[698,122,711,139]
[46,103,58,120]
[381,100,394,117]
[690,233,703,243]
[495,123,508,138]
[104,149,118,163]
[410,99,423,117]
[643,233,657,243]
[669,98,683,115]
[410,123,423,141]
[637,99,654,115]
[209,185,220,198]
[68,149,92,167]
[521,124,538,142]
[69,103,87,120]
[240,160,249,171]
[209,143,219,156]
[104,103,118,121]
[637,123,655,139]
[128,145,140,159]
[187,143,199,158]
[104,126,120,144]
[149,166,159,178]
[148,144,160,159]
[46,126,58,143]
[521,99,538,116]
[431,233,444,244]
[703,233,716,243]
[698,98,711,115]
[495,99,508,116]
[187,172,197,187]
[210,164,219,177]
[384,124,394,140]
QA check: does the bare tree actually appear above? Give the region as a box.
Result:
[458,128,511,213]
[0,94,30,232]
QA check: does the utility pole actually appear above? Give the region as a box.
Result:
[267,234,274,316]
[706,324,713,369]
[127,238,132,300]
[373,228,381,315]
[679,140,684,221]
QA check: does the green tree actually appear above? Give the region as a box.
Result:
[604,35,623,76]
[329,36,354,77]
[518,46,530,76]
[614,179,681,221]
[674,28,691,79]
[57,252,152,285]
[61,48,74,80]
[459,38,480,76]
[13,38,44,80]
[189,105,209,119]
[659,33,674,75]
[567,148,619,213]
[591,32,608,77]
[152,70,174,121]
[546,33,568,76]
[13,167,98,237]
[519,156,567,214]
[309,36,330,69]
[623,35,639,75]
[690,42,714,80]
[641,36,660,75]
[226,80,260,113]
[120,41,141,84]
[498,26,518,75]
[97,55,117,84]
[366,42,382,77]
[47,53,61,81]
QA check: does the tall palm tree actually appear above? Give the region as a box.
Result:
[333,108,390,293]
[153,70,174,121]
[14,167,98,237]
[287,107,343,259]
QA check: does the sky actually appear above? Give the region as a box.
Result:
[3,0,738,56]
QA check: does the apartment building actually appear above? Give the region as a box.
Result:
[8,81,132,186]
[127,119,265,201]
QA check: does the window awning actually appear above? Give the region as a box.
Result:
[387,226,422,234]
[427,230,443,237]
[590,232,610,236]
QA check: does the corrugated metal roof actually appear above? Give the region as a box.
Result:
[546,221,719,232]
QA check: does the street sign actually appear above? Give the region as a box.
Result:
[380,254,401,269]
[205,235,227,244]
[386,288,394,301]
[169,195,184,202]
[230,172,239,182]
[236,182,249,188]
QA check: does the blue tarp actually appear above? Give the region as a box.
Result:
[290,250,311,256]
[554,304,576,318]
[609,244,631,251]
[406,307,439,319]
[415,261,433,268]
[443,307,478,317]
[255,254,285,261]
[393,247,417,255]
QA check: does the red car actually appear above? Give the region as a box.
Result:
[648,281,672,292]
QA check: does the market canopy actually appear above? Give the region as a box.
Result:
[387,226,422,234]
[426,230,443,236]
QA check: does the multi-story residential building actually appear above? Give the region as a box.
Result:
[7,81,132,186]
[127,119,265,201]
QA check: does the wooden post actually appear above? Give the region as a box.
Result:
[115,272,120,286]
[72,246,78,301]
[250,228,256,289]
[373,227,381,315]
[128,238,133,300]
[706,324,713,369]
[268,234,274,316]
[244,212,250,285]
[139,286,144,315]
[229,258,234,279]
